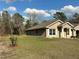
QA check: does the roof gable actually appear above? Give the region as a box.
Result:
[62,22,74,28]
[74,24,79,30]
[46,20,64,27]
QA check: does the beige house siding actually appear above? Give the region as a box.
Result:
[61,23,73,38]
[74,25,79,30]
[46,21,63,38]
[74,25,79,37]
[73,30,76,36]
[46,21,74,38]
[26,20,79,38]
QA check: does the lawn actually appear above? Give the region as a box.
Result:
[1,35,79,59]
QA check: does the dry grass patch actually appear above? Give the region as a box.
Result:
[1,35,79,59]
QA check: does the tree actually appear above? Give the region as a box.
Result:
[25,20,32,29]
[12,13,24,35]
[33,22,38,26]
[26,12,40,26]
[0,16,5,35]
[72,13,79,23]
[54,12,67,21]
[42,20,48,23]
[25,20,38,29]
[25,13,39,29]
[2,11,11,34]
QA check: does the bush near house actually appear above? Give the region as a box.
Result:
[9,36,17,47]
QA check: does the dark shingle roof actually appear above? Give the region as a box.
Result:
[68,21,79,27]
[71,23,79,27]
[26,19,79,31]
[26,19,58,31]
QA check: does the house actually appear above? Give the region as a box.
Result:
[26,20,79,38]
[74,24,79,38]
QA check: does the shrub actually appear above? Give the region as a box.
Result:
[10,36,17,47]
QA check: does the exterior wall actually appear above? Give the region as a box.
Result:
[61,23,73,38]
[73,30,76,36]
[46,21,62,38]
[46,22,74,38]
[74,25,79,30]
[26,20,77,38]
[46,28,49,37]
[74,25,79,37]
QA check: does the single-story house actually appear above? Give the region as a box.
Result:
[74,24,79,38]
[26,20,79,38]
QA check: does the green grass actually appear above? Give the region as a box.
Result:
[4,35,79,59]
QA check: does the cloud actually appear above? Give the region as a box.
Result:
[23,16,29,20]
[61,5,79,15]
[0,11,2,14]
[24,5,79,19]
[0,11,3,16]
[49,10,60,16]
[23,16,32,25]
[24,8,50,17]
[4,6,17,12]
[49,5,79,17]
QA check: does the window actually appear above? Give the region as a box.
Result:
[49,29,56,35]
[53,29,56,35]
[49,29,52,35]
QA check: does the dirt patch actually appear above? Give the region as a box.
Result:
[0,40,16,59]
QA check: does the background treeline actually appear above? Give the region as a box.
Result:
[0,11,79,35]
[0,11,40,35]
[0,11,24,35]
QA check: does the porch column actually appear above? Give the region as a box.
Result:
[70,29,72,37]
[46,28,49,38]
[61,28,64,38]
[74,30,76,37]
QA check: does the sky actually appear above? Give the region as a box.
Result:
[0,0,79,20]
